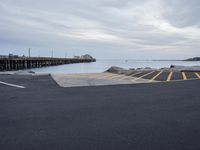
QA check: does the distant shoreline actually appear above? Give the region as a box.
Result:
[97,59,195,61]
[152,59,182,61]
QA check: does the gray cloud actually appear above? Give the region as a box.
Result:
[161,0,200,28]
[0,0,199,59]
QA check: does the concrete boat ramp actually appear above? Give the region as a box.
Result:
[52,72,152,87]
[52,69,200,87]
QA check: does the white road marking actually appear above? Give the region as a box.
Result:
[0,81,25,88]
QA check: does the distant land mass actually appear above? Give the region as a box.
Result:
[184,57,200,61]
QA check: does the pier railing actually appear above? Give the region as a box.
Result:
[0,57,96,71]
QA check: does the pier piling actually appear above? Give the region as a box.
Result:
[0,57,96,71]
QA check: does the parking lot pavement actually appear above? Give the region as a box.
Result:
[1,70,200,89]
[0,74,58,89]
[1,74,200,150]
[119,70,200,82]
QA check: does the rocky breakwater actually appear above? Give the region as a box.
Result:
[106,65,200,75]
[106,66,156,74]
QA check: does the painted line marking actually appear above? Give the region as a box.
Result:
[84,73,110,79]
[182,72,187,80]
[65,73,110,78]
[97,73,118,79]
[118,75,135,80]
[132,71,155,81]
[115,72,142,80]
[107,74,127,80]
[149,77,200,84]
[195,72,200,79]
[130,72,142,77]
[109,74,127,80]
[166,72,173,82]
[149,71,163,82]
[0,81,25,88]
[97,74,116,79]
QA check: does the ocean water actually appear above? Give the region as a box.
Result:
[30,59,200,74]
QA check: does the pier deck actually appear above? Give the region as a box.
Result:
[0,57,96,71]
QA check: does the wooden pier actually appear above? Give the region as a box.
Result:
[0,57,96,71]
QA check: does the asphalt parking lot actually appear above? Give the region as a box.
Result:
[1,74,200,150]
[120,70,200,82]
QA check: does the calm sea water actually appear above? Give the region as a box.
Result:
[29,59,200,74]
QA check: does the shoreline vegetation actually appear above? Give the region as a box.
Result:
[184,57,200,61]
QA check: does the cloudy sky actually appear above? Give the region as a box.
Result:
[0,0,200,59]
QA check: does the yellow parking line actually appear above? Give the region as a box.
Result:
[86,74,106,79]
[118,75,134,80]
[149,71,163,82]
[182,72,187,80]
[109,74,126,79]
[166,72,173,81]
[65,73,109,79]
[130,72,142,77]
[118,72,142,80]
[132,71,155,81]
[97,73,117,79]
[195,72,200,79]
[99,73,127,80]
[89,73,112,78]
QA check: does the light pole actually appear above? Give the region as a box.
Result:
[51,49,54,58]
[65,52,67,58]
[28,48,31,58]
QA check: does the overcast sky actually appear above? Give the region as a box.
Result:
[0,0,200,59]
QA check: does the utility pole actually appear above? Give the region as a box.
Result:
[65,52,67,58]
[28,48,31,58]
[51,49,54,58]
